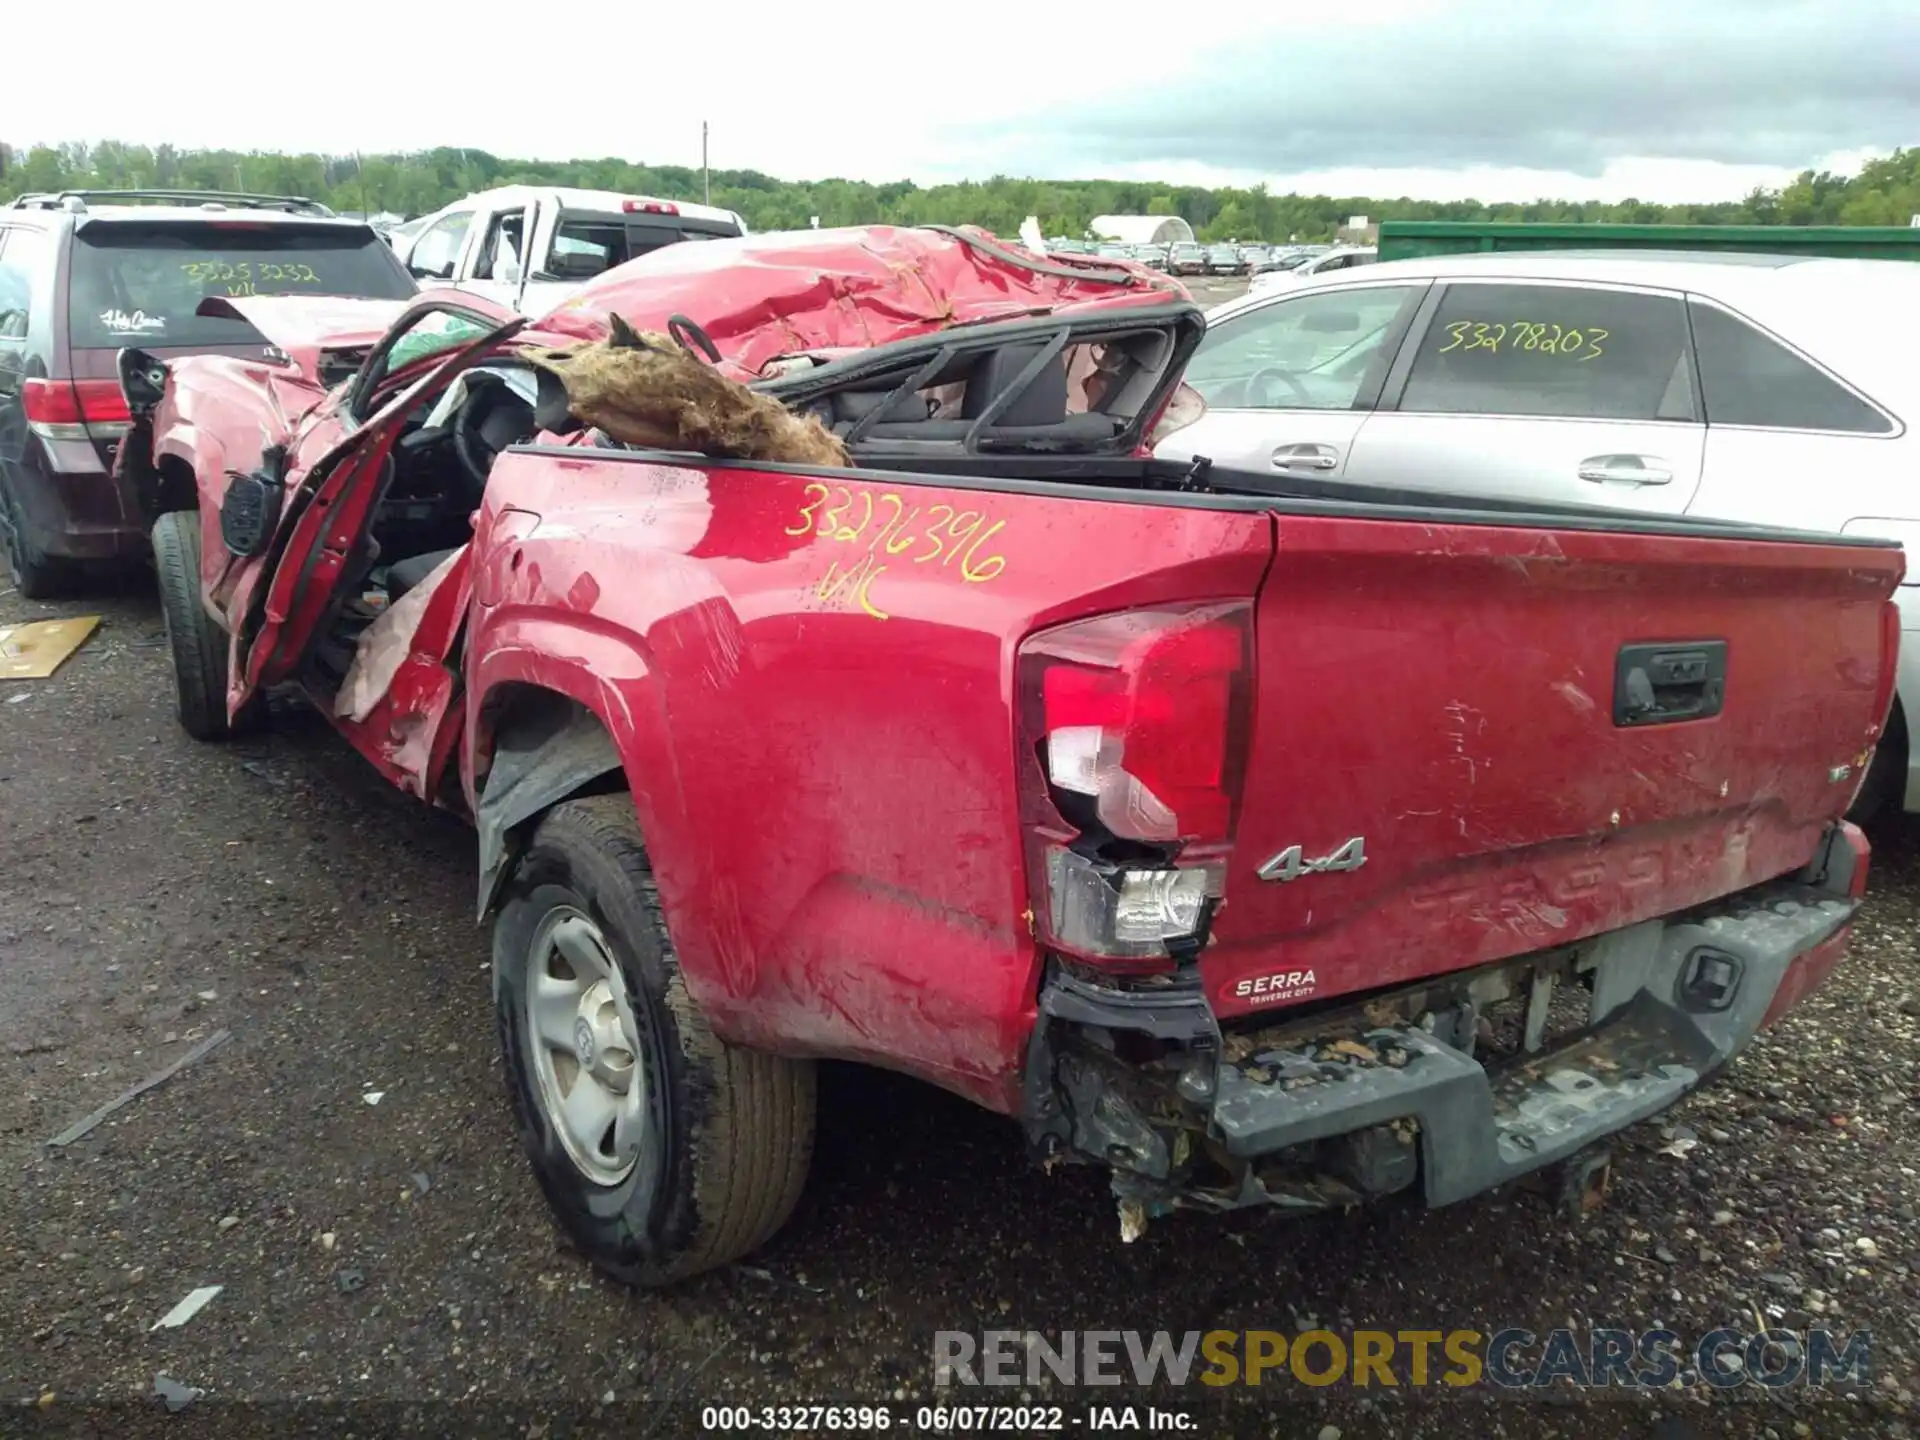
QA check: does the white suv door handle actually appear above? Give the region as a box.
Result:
[1273,443,1339,471]
[1578,453,1673,486]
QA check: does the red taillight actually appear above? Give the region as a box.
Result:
[622,198,680,216]
[1017,602,1252,967]
[1029,603,1248,843]
[22,378,130,441]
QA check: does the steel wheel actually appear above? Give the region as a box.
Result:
[524,907,647,1187]
[494,795,815,1284]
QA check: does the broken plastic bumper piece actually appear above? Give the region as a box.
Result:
[1027,832,1863,1229]
[1215,886,1850,1205]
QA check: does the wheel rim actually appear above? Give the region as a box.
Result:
[524,907,647,1187]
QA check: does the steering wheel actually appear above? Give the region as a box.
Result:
[1247,366,1315,406]
[453,374,534,494]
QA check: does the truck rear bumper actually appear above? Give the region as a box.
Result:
[1025,823,1867,1227]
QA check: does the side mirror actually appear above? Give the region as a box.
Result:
[219,449,289,558]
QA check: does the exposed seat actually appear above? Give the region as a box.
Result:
[385,548,460,600]
[833,342,1123,445]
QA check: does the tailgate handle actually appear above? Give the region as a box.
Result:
[1613,641,1727,727]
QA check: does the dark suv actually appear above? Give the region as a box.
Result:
[0,190,417,596]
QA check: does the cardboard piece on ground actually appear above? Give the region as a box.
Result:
[0,616,101,679]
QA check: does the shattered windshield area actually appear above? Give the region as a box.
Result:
[384,310,492,374]
[350,308,499,416]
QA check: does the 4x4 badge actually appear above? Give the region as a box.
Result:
[1258,837,1367,883]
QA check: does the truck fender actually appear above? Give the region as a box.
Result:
[472,690,626,925]
[466,623,723,1016]
[153,428,232,513]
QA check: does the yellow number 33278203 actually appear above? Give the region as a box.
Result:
[1435,319,1608,362]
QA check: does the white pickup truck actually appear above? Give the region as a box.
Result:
[390,185,750,316]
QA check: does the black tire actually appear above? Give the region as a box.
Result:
[494,794,815,1287]
[0,473,70,600]
[151,510,251,742]
[1850,700,1908,827]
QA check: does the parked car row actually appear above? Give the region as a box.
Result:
[1054,237,1301,277]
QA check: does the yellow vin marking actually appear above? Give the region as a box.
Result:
[790,480,1010,618]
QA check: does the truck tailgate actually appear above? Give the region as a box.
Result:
[1207,513,1902,1018]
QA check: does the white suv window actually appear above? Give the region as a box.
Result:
[407,211,473,282]
[1183,285,1420,411]
[1398,283,1695,422]
[472,210,526,281]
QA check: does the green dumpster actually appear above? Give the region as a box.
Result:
[1376,221,1920,264]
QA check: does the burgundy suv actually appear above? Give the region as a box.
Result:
[0,190,416,596]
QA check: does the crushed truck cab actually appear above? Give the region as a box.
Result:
[119,224,1904,1284]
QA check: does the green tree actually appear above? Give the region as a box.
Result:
[6,139,1920,241]
[1201,200,1252,242]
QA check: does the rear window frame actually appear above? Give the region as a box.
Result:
[63,217,415,351]
[1379,276,1701,425]
[1684,294,1899,438]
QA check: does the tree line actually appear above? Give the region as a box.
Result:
[4,140,1918,242]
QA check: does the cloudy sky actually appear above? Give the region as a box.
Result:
[8,0,1918,201]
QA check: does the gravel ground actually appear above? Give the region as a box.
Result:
[3,522,1918,1437]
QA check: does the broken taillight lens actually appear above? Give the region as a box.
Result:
[1017,602,1252,967]
[1031,603,1248,843]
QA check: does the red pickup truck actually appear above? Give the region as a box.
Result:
[117,225,1903,1286]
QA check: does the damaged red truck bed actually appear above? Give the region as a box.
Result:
[119,225,1904,1284]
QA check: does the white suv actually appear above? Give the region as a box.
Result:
[392,186,750,317]
[1158,250,1920,817]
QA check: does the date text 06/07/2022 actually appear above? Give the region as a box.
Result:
[699,1404,1196,1432]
